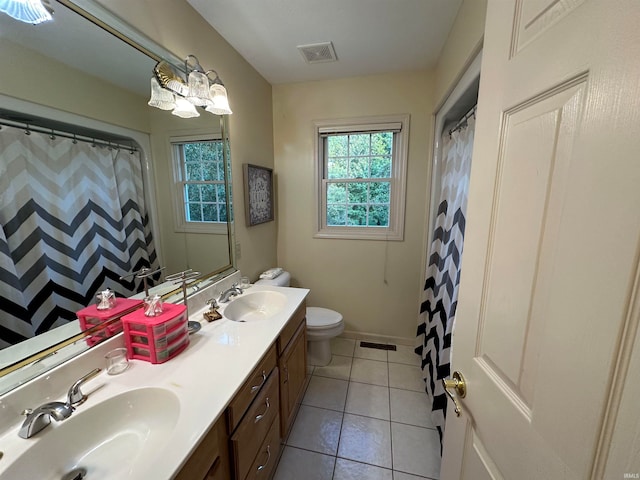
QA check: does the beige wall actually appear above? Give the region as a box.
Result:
[99,0,277,280]
[433,0,487,108]
[273,72,434,341]
[0,39,149,132]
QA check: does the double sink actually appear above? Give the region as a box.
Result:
[0,285,303,479]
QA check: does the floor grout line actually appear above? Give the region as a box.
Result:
[278,351,438,480]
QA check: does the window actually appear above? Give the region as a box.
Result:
[314,115,409,240]
[171,137,228,233]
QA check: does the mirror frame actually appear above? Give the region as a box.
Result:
[0,0,236,380]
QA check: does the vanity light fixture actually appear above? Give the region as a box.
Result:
[0,0,53,24]
[149,54,232,117]
[172,97,200,119]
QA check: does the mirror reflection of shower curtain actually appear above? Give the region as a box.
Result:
[0,125,158,348]
[416,112,475,447]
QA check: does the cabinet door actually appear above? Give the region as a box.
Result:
[279,321,307,437]
[174,414,230,480]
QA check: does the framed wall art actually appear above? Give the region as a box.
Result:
[243,163,274,226]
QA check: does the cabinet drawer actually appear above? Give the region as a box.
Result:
[174,414,230,480]
[231,368,280,480]
[277,300,306,355]
[244,416,281,480]
[227,343,277,433]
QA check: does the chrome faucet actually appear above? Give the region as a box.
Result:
[19,402,73,439]
[67,368,101,406]
[219,283,243,303]
[19,368,101,439]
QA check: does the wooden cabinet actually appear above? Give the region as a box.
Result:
[230,368,280,480]
[174,414,230,480]
[175,299,309,480]
[227,344,280,480]
[244,415,281,480]
[277,301,308,437]
[227,345,277,433]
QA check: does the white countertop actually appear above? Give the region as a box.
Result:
[0,284,309,479]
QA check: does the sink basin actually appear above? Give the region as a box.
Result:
[223,291,287,322]
[2,387,180,479]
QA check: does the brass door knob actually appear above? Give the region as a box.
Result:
[442,371,466,417]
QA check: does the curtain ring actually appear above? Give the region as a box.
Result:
[49,129,55,140]
[72,134,78,144]
[91,139,96,148]
[24,124,31,136]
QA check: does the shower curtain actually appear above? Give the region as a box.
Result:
[416,112,475,445]
[0,125,158,347]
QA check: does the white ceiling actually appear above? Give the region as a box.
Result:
[186,0,462,84]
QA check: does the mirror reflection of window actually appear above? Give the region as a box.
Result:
[171,137,227,234]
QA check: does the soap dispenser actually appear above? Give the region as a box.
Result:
[203,299,222,322]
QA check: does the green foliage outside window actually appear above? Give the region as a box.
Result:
[325,131,392,227]
[181,141,227,223]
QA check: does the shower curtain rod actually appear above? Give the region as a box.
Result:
[0,119,138,152]
[448,104,477,138]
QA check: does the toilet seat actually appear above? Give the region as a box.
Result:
[306,307,343,329]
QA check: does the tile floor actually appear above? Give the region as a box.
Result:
[272,338,441,480]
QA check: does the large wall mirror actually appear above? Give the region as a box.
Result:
[0,0,236,393]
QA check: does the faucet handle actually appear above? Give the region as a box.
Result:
[67,368,101,406]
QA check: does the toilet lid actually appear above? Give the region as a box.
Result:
[306,307,343,327]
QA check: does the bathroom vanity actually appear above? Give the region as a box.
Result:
[169,297,308,480]
[0,284,309,480]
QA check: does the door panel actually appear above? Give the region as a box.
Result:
[480,80,585,407]
[461,430,501,480]
[513,0,586,54]
[441,0,640,478]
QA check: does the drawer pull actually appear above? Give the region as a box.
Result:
[206,456,220,478]
[257,445,271,472]
[254,398,270,423]
[250,371,267,393]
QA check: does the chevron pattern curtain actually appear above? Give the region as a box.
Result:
[416,114,475,447]
[0,125,158,347]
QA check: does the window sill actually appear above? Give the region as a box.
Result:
[314,226,403,241]
[174,222,229,235]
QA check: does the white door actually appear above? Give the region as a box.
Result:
[441,0,640,479]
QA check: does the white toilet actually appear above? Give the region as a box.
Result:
[255,270,344,366]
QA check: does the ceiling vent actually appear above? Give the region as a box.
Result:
[297,42,338,64]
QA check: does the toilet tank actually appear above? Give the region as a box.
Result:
[255,270,291,287]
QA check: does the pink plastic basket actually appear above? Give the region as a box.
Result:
[122,303,189,364]
[77,298,143,347]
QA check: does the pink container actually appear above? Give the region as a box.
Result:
[122,303,189,364]
[77,298,143,347]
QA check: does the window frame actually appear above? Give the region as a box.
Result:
[170,134,228,235]
[313,114,409,240]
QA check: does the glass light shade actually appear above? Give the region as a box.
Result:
[205,83,233,115]
[148,77,176,111]
[165,79,188,96]
[172,97,200,118]
[0,0,52,24]
[187,71,210,106]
